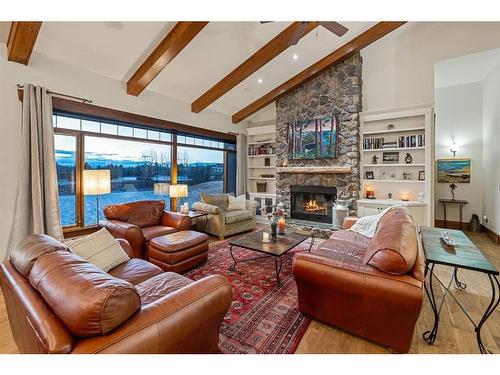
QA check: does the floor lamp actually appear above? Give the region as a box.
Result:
[83,169,111,224]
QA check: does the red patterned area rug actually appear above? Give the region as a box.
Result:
[184,233,321,354]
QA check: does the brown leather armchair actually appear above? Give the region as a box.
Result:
[0,234,232,354]
[293,208,424,353]
[99,200,191,259]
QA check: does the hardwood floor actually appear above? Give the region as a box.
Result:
[0,231,498,354]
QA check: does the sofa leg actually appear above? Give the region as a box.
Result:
[218,236,224,241]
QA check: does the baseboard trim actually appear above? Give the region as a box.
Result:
[482,225,500,244]
[434,219,470,231]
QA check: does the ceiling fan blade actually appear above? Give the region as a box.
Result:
[288,22,309,46]
[319,22,349,36]
[260,21,273,24]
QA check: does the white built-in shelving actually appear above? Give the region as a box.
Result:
[359,105,434,226]
[246,124,277,223]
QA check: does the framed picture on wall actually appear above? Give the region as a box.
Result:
[286,117,338,160]
[437,158,471,183]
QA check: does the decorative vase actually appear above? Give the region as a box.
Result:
[277,218,286,235]
[270,222,277,239]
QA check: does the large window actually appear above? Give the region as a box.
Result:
[177,146,224,207]
[53,113,236,232]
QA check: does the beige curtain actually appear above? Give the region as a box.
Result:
[236,133,247,196]
[7,84,63,256]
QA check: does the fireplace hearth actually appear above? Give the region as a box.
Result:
[290,185,337,223]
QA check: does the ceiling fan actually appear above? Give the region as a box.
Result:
[261,21,349,46]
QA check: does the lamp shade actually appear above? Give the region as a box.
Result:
[169,184,188,198]
[154,183,170,196]
[83,170,111,195]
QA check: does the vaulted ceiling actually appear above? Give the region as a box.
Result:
[1,21,400,122]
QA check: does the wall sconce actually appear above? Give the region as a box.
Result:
[450,140,458,157]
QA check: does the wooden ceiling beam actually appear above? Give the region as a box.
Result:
[127,21,208,96]
[191,22,319,113]
[7,22,42,65]
[232,22,406,124]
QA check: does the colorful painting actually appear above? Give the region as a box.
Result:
[437,158,471,183]
[286,117,338,160]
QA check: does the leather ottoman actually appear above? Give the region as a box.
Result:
[147,230,209,273]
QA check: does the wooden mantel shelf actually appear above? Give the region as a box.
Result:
[276,166,352,174]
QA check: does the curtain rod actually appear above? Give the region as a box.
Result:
[17,84,93,104]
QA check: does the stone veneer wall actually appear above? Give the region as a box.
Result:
[275,52,362,216]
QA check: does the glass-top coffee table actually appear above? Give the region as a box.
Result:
[228,230,314,287]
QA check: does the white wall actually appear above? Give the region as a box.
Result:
[482,64,500,235]
[362,22,500,112]
[434,82,484,223]
[0,48,245,259]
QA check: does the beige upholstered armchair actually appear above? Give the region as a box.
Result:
[192,193,259,240]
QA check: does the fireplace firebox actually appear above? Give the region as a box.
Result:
[290,185,337,223]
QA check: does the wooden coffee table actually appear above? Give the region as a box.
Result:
[228,230,314,287]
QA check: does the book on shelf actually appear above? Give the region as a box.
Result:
[363,137,384,150]
[397,134,425,148]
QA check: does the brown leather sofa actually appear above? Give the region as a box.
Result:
[293,208,424,353]
[0,234,232,354]
[99,200,191,259]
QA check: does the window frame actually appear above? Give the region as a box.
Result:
[54,115,236,237]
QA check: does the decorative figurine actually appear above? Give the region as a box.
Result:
[449,183,457,200]
[371,155,379,164]
[388,193,393,199]
[387,124,395,130]
[405,153,413,164]
[402,171,411,180]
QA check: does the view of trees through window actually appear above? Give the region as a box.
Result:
[177,146,224,207]
[53,114,235,229]
[83,136,171,224]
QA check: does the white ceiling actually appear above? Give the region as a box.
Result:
[3,21,377,120]
[435,48,500,88]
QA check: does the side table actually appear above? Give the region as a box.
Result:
[186,210,209,232]
[439,199,469,229]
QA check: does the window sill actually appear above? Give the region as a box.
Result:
[63,225,99,239]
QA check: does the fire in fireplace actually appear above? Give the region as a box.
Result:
[290,185,337,223]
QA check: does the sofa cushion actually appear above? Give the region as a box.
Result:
[103,200,165,227]
[315,237,366,264]
[364,209,418,275]
[135,272,193,305]
[142,225,177,241]
[149,230,209,253]
[10,234,70,278]
[66,228,130,272]
[227,194,246,211]
[201,193,229,210]
[29,251,140,337]
[108,258,164,285]
[224,210,253,224]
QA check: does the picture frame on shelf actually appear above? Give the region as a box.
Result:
[383,151,399,164]
[365,171,374,179]
[418,171,425,181]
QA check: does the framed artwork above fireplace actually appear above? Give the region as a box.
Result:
[286,117,338,160]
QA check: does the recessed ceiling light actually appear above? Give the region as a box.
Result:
[257,78,263,84]
[293,54,299,60]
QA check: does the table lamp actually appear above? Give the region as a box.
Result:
[169,184,188,212]
[83,169,111,224]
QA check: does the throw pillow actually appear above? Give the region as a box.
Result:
[66,228,130,272]
[226,194,246,211]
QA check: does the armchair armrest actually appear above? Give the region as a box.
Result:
[71,275,232,354]
[192,202,220,214]
[99,220,144,258]
[342,216,358,230]
[160,211,191,231]
[116,238,133,258]
[246,199,259,213]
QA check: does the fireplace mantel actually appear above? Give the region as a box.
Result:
[276,166,352,174]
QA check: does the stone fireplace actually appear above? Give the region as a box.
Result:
[290,185,337,223]
[274,52,362,236]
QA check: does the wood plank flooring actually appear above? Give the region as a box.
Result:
[0,231,498,354]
